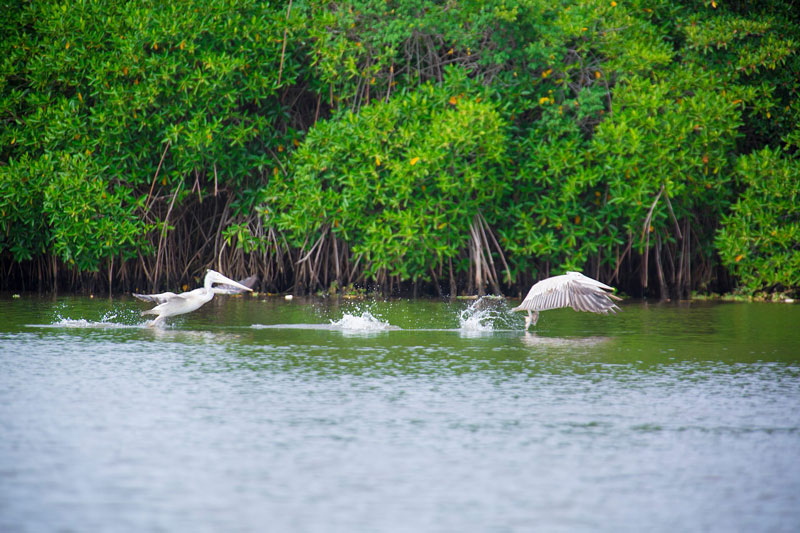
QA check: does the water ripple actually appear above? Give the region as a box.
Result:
[1,297,799,532]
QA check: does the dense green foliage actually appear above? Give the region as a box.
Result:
[264,70,510,293]
[1,0,798,296]
[716,147,800,294]
[1,0,300,289]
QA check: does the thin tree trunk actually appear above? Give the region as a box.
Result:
[684,217,692,299]
[276,0,293,86]
[51,254,57,294]
[449,257,457,298]
[655,232,667,300]
[332,234,341,290]
[107,255,113,297]
[152,182,182,292]
[430,265,443,297]
[470,217,484,296]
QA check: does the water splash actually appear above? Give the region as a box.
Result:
[49,309,143,328]
[458,296,520,333]
[330,311,398,332]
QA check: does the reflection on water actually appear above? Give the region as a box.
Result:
[142,327,245,345]
[519,331,611,349]
[1,294,799,532]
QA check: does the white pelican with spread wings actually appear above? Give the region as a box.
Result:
[511,271,621,330]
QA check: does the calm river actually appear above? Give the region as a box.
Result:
[1,294,799,532]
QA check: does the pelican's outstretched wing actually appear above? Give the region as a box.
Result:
[567,279,622,314]
[512,272,620,315]
[132,292,179,304]
[139,293,200,318]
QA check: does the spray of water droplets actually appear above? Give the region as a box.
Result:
[50,307,145,328]
[330,310,397,332]
[458,296,521,332]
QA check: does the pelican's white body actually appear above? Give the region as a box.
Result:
[134,270,253,326]
[511,271,621,329]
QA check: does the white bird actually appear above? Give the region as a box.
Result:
[133,269,254,326]
[511,271,621,330]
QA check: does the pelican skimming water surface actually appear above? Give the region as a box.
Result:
[511,271,621,330]
[133,270,254,326]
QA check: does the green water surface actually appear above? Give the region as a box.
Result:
[1,294,798,532]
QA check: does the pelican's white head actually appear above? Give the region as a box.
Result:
[204,269,253,293]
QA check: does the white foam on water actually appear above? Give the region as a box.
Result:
[250,323,330,330]
[39,310,145,329]
[330,311,398,332]
[45,318,137,329]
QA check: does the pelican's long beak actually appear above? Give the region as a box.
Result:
[210,271,254,293]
